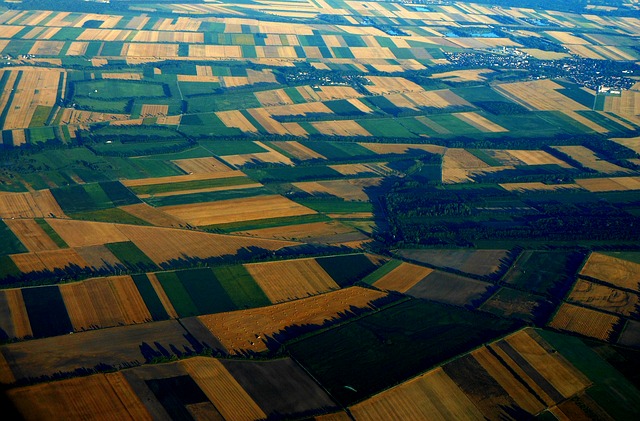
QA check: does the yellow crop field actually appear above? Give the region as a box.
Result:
[471,347,547,414]
[553,146,631,174]
[580,252,640,291]
[0,289,33,340]
[2,69,62,130]
[255,89,294,107]
[101,72,142,80]
[245,258,339,303]
[172,157,233,174]
[604,90,640,124]
[247,108,290,135]
[266,102,332,117]
[365,76,423,95]
[293,178,381,201]
[500,182,580,192]
[373,262,434,293]
[549,303,619,341]
[5,219,59,252]
[75,245,122,269]
[7,373,152,420]
[455,112,507,132]
[268,141,326,160]
[139,104,168,117]
[432,69,495,82]
[568,279,638,317]
[153,195,315,226]
[496,79,585,111]
[115,223,297,265]
[504,150,572,167]
[546,31,592,45]
[315,86,362,101]
[199,287,387,354]
[350,367,484,420]
[58,108,130,125]
[46,219,129,247]
[78,29,131,42]
[329,163,392,176]
[504,330,591,399]
[223,142,294,167]
[235,220,358,242]
[181,358,267,421]
[216,110,258,133]
[12,248,89,273]
[60,275,152,332]
[0,191,65,219]
[311,120,371,136]
[403,89,471,109]
[576,176,640,192]
[28,41,65,56]
[123,43,179,58]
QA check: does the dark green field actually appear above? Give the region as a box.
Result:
[288,299,521,405]
[105,241,157,272]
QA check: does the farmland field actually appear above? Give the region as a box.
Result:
[2,0,640,417]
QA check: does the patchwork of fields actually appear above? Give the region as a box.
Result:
[1,0,640,418]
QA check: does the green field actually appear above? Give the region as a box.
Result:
[288,299,521,405]
[316,254,380,287]
[130,176,253,196]
[105,241,157,272]
[0,220,28,256]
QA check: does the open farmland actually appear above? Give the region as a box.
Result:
[2,0,640,417]
[244,258,339,303]
[159,195,315,226]
[549,303,620,341]
[580,252,640,292]
[198,287,389,355]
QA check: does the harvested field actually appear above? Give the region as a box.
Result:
[121,171,246,187]
[293,178,381,201]
[146,273,178,319]
[549,303,619,341]
[503,150,572,167]
[470,346,546,415]
[350,367,484,420]
[610,136,640,155]
[500,182,580,192]
[248,109,291,136]
[198,287,388,354]
[0,190,65,219]
[255,89,294,107]
[604,90,640,124]
[75,245,122,269]
[269,141,326,160]
[172,157,233,174]
[496,79,586,111]
[406,271,493,307]
[244,258,339,303]
[160,195,315,226]
[576,176,640,192]
[580,252,640,292]
[568,279,638,318]
[11,248,89,273]
[124,43,179,58]
[329,163,392,176]
[101,73,142,80]
[119,203,188,228]
[359,143,445,155]
[455,112,507,133]
[5,219,59,252]
[224,146,294,168]
[372,262,433,293]
[0,320,194,381]
[140,104,168,117]
[0,289,32,340]
[58,108,129,125]
[118,224,296,265]
[235,221,360,242]
[431,69,494,82]
[311,120,371,137]
[182,357,266,421]
[7,373,152,420]
[266,102,332,117]
[405,90,472,109]
[2,69,62,131]
[59,275,152,332]
[216,110,258,133]
[501,330,591,399]
[397,249,509,277]
[45,219,129,247]
[364,76,423,95]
